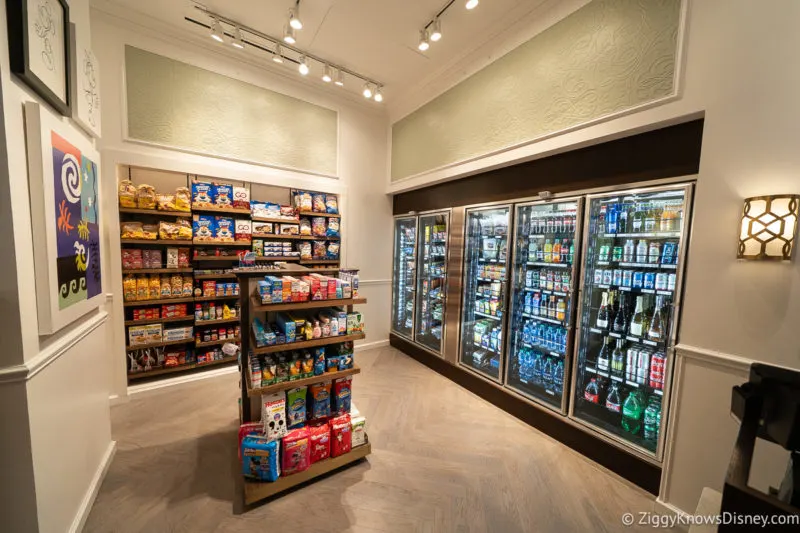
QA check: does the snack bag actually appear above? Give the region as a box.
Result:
[235,219,252,243]
[327,242,340,260]
[118,180,137,208]
[308,422,330,463]
[281,427,310,476]
[286,386,307,429]
[288,354,302,380]
[312,193,326,213]
[299,219,312,236]
[215,217,235,242]
[313,241,327,259]
[122,249,142,270]
[174,187,191,212]
[191,181,214,207]
[159,276,172,298]
[156,193,176,211]
[158,221,181,240]
[121,221,144,239]
[275,355,290,383]
[123,275,137,301]
[298,242,312,260]
[241,437,280,482]
[136,276,149,301]
[302,353,314,377]
[214,183,233,207]
[193,215,215,241]
[333,377,352,416]
[175,219,193,240]
[297,192,312,212]
[261,356,277,386]
[330,414,352,457]
[308,381,331,420]
[182,278,193,297]
[311,217,326,237]
[141,223,158,240]
[136,184,156,209]
[166,248,179,268]
[177,248,191,267]
[327,218,340,238]
[171,274,183,296]
[326,195,339,214]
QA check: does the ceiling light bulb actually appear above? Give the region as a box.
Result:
[231,27,245,49]
[288,7,303,30]
[322,64,333,83]
[374,87,383,103]
[430,19,442,42]
[210,19,224,42]
[418,29,430,51]
[283,24,296,44]
[334,69,344,87]
[298,56,309,76]
[362,83,373,99]
[273,45,284,63]
[466,0,479,9]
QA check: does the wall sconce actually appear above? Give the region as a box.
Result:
[737,194,799,260]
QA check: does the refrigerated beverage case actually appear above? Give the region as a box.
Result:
[630,296,645,337]
[584,378,600,403]
[606,382,622,413]
[649,352,666,390]
[597,292,610,329]
[647,295,666,342]
[597,336,611,372]
[611,339,625,377]
[613,292,628,334]
[636,240,648,263]
[643,396,662,442]
[621,391,644,434]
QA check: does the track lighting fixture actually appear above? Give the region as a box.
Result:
[418,29,430,51]
[231,27,245,49]
[430,18,442,42]
[273,44,284,63]
[334,69,344,87]
[322,64,333,83]
[466,0,479,9]
[288,5,303,30]
[373,87,384,103]
[210,18,224,42]
[362,83,373,99]
[298,56,310,76]
[283,24,296,44]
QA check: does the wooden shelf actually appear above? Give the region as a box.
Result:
[122,268,193,275]
[193,255,243,261]
[298,211,341,219]
[232,267,341,277]
[254,256,300,262]
[253,233,339,241]
[252,333,365,356]
[247,364,361,398]
[192,239,251,246]
[126,338,194,351]
[125,316,194,326]
[300,259,340,265]
[196,336,240,349]
[252,297,367,312]
[191,205,252,216]
[196,317,241,326]
[194,273,237,280]
[252,216,299,224]
[195,294,240,302]
[119,207,192,217]
[123,296,195,307]
[120,239,193,246]
[243,443,370,504]
[127,355,237,381]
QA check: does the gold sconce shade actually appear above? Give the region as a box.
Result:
[737,195,799,260]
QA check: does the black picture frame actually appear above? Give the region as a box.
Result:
[6,0,71,116]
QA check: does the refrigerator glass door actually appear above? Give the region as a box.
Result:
[571,185,690,457]
[459,206,512,382]
[505,199,581,410]
[391,216,417,338]
[414,212,450,354]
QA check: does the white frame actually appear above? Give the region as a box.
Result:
[69,22,102,138]
[24,102,104,334]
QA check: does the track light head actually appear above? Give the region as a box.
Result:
[466,0,479,9]
[288,7,303,30]
[299,56,310,76]
[418,29,430,51]
[231,27,245,49]
[283,24,296,44]
[430,18,442,42]
[273,44,284,63]
[322,64,333,83]
[362,83,373,99]
[210,19,224,42]
[374,87,384,103]
[334,69,344,87]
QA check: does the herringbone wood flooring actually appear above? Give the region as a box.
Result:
[84,346,675,532]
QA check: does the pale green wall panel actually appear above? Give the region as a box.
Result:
[125,46,338,176]
[391,0,681,181]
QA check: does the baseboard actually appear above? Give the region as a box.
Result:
[127,364,239,396]
[654,497,690,520]
[69,440,117,533]
[356,339,389,352]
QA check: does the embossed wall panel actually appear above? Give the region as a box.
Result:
[391,0,681,181]
[125,46,338,176]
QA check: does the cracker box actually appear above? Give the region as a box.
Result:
[276,313,297,343]
[234,219,252,243]
[341,280,352,299]
[252,239,264,257]
[214,183,233,208]
[215,217,235,242]
[281,427,310,476]
[330,414,352,457]
[128,324,162,346]
[252,222,273,235]
[192,214,215,241]
[261,392,288,442]
[351,416,367,448]
[163,326,193,341]
[233,186,250,210]
[191,181,214,207]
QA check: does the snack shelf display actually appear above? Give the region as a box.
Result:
[125,338,194,351]
[127,354,237,380]
[118,207,192,217]
[194,273,238,280]
[121,239,194,246]
[236,266,369,506]
[413,211,450,356]
[123,296,196,307]
[123,268,194,275]
[569,184,693,461]
[459,205,512,382]
[125,316,195,326]
[391,216,417,339]
[196,337,241,349]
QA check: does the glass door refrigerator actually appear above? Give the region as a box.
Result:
[459,205,512,382]
[414,211,450,355]
[391,216,418,339]
[505,198,583,412]
[569,183,693,460]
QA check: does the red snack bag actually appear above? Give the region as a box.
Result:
[330,414,352,457]
[308,422,330,464]
[281,427,310,475]
[178,248,191,267]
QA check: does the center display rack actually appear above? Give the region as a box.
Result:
[234,266,371,505]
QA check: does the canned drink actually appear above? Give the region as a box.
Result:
[632,271,644,288]
[649,352,666,389]
[644,272,656,289]
[602,269,613,285]
[637,351,651,385]
[622,270,633,287]
[612,269,623,286]
[612,246,623,262]
[655,273,668,291]
[667,273,677,291]
[626,348,639,382]
[593,269,603,284]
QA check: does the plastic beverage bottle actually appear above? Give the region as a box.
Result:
[605,382,622,413]
[532,353,544,386]
[552,240,561,263]
[584,378,600,403]
[553,360,564,394]
[643,396,662,442]
[621,391,644,434]
[636,240,648,263]
[543,357,553,389]
[544,239,553,263]
[623,239,635,262]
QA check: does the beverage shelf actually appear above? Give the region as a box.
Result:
[196,336,240,349]
[196,317,241,326]
[522,313,566,327]
[587,328,665,348]
[125,316,194,326]
[120,239,193,246]
[126,338,193,351]
[523,288,570,297]
[119,207,192,217]
[476,277,505,283]
[191,205,252,216]
[526,261,570,268]
[473,341,501,355]
[252,297,367,312]
[474,311,502,320]
[602,231,681,238]
[128,355,236,381]
[521,343,563,358]
[252,333,365,355]
[123,268,193,275]
[478,258,506,263]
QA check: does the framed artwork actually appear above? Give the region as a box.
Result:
[69,22,101,137]
[24,102,103,334]
[7,0,71,115]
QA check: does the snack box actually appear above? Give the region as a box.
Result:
[132,307,159,321]
[250,358,262,389]
[257,280,271,303]
[275,313,297,343]
[129,324,162,346]
[252,318,276,347]
[279,224,299,236]
[351,416,367,448]
[162,304,187,318]
[214,183,233,207]
[266,276,283,303]
[234,219,252,243]
[341,280,352,299]
[192,181,215,207]
[302,276,322,301]
[202,281,216,297]
[346,312,363,335]
[163,326,193,341]
[192,214,215,241]
[252,222,273,235]
[233,186,250,210]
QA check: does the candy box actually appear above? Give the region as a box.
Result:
[241,436,280,482]
[215,217,235,242]
[261,392,287,442]
[128,324,162,346]
[276,313,296,343]
[330,414,352,457]
[351,416,367,448]
[214,184,233,207]
[308,422,330,463]
[281,427,310,476]
[286,386,307,429]
[233,186,250,210]
[234,219,252,243]
[191,181,214,207]
[193,214,216,241]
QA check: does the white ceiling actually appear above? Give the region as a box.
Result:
[93,0,551,110]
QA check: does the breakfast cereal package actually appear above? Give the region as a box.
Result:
[235,219,252,243]
[215,217,235,242]
[312,193,326,213]
[308,422,330,463]
[214,184,233,207]
[192,181,214,207]
[233,186,250,210]
[193,215,215,241]
[118,180,137,208]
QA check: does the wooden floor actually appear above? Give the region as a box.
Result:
[85,346,675,532]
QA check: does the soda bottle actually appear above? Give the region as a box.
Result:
[569,242,575,265]
[543,357,553,389]
[607,203,618,234]
[554,216,563,233]
[621,390,644,434]
[584,377,600,404]
[605,382,622,413]
[643,396,662,442]
[597,205,607,234]
[546,216,554,234]
[556,298,566,322]
[552,240,561,263]
[544,239,553,263]
[553,360,564,394]
[532,352,544,386]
